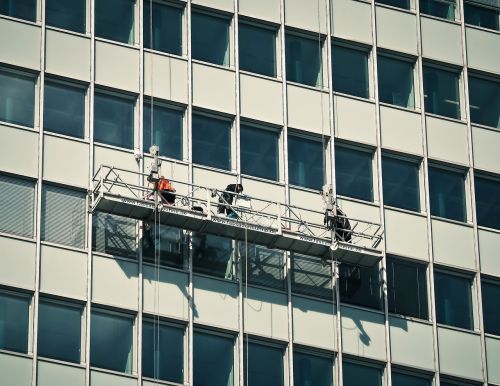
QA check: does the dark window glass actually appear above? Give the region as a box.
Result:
[95,0,134,44]
[376,0,410,9]
[423,66,460,119]
[482,280,500,336]
[241,243,285,290]
[378,56,415,109]
[143,103,183,160]
[192,114,231,170]
[245,342,284,386]
[420,0,456,19]
[142,223,184,269]
[0,174,35,238]
[468,76,500,129]
[382,156,420,212]
[142,321,184,383]
[336,146,373,202]
[241,125,279,181]
[434,271,473,329]
[143,1,182,55]
[194,331,234,386]
[44,81,85,139]
[392,372,431,386]
[292,253,333,300]
[92,212,137,259]
[387,257,428,319]
[339,263,382,310]
[332,45,369,98]
[286,33,322,87]
[288,134,324,190]
[464,2,499,30]
[192,233,234,279]
[475,176,500,230]
[0,0,36,22]
[0,70,35,127]
[429,167,466,222]
[94,92,135,149]
[294,352,333,386]
[343,362,382,386]
[38,301,81,363]
[192,12,230,66]
[0,292,29,353]
[239,23,276,77]
[46,0,86,33]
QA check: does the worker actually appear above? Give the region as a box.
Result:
[157,177,176,205]
[324,205,352,242]
[217,184,243,219]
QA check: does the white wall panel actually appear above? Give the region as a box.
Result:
[192,0,233,12]
[90,370,137,386]
[426,116,469,165]
[334,96,377,146]
[37,361,85,386]
[0,125,39,178]
[376,7,417,55]
[192,63,236,115]
[478,229,500,277]
[486,336,500,385]
[287,85,330,135]
[0,353,32,386]
[241,177,285,204]
[385,209,429,261]
[466,27,500,74]
[421,17,463,65]
[331,0,373,45]
[472,126,500,174]
[95,41,139,93]
[285,0,327,33]
[432,219,475,270]
[144,53,188,104]
[380,106,423,156]
[0,236,36,290]
[0,18,40,70]
[240,74,283,125]
[239,0,281,23]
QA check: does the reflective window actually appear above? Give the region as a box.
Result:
[423,65,460,119]
[292,253,333,300]
[340,263,382,310]
[376,0,410,9]
[429,166,466,222]
[475,176,500,230]
[0,292,29,353]
[0,174,35,238]
[343,361,382,386]
[336,146,373,202]
[192,114,231,170]
[93,212,137,260]
[382,156,420,212]
[143,223,184,269]
[143,103,183,160]
[332,45,369,98]
[0,0,36,22]
[288,134,324,190]
[94,91,135,149]
[245,342,284,386]
[242,243,285,290]
[95,0,135,44]
[241,125,279,181]
[192,11,230,66]
[239,22,276,77]
[392,371,431,386]
[0,70,35,127]
[38,301,81,363]
[44,81,85,139]
[482,280,500,336]
[387,257,428,319]
[294,352,333,386]
[194,331,234,386]
[192,233,234,280]
[465,2,499,30]
[46,0,86,33]
[144,0,182,55]
[468,75,500,129]
[434,271,473,330]
[142,320,184,383]
[90,310,133,373]
[378,56,415,109]
[286,33,323,87]
[420,0,456,20]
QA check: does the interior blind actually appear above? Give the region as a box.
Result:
[291,254,333,300]
[92,212,137,259]
[0,174,35,238]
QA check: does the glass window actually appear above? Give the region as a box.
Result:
[245,342,284,386]
[475,176,500,230]
[0,174,35,238]
[239,22,276,77]
[0,0,36,22]
[142,320,184,383]
[343,361,382,386]
[143,1,182,55]
[192,114,231,170]
[0,292,29,353]
[44,81,85,139]
[288,134,324,190]
[294,352,333,386]
[336,146,373,202]
[291,253,333,300]
[464,2,499,30]
[382,156,420,212]
[38,301,81,363]
[242,243,285,290]
[420,0,456,20]
[378,56,415,109]
[482,280,500,336]
[423,65,460,119]
[94,91,135,149]
[46,0,86,33]
[286,33,322,87]
[0,70,35,127]
[468,76,500,129]
[429,166,466,222]
[392,371,431,386]
[240,125,279,181]
[143,103,183,160]
[90,310,133,373]
[194,331,234,386]
[376,0,411,9]
[434,271,473,330]
[142,223,184,269]
[387,257,428,319]
[332,45,369,98]
[339,263,382,310]
[192,11,230,66]
[192,233,234,279]
[95,0,135,44]
[93,212,137,260]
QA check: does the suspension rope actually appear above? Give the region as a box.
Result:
[244,225,249,386]
[318,0,326,179]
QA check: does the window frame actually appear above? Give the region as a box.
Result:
[474,172,500,231]
[293,348,334,386]
[45,0,89,35]
[467,71,500,130]
[95,0,138,46]
[0,0,39,23]
[0,289,33,355]
[244,338,287,386]
[463,1,500,31]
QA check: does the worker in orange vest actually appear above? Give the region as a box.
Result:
[157,177,176,205]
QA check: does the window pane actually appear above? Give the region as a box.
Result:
[332,45,369,98]
[242,243,285,290]
[142,321,184,383]
[46,0,86,33]
[482,280,500,336]
[286,34,322,87]
[0,292,29,353]
[0,70,35,127]
[245,342,284,386]
[343,362,382,386]
[475,176,500,230]
[194,331,234,386]
[239,23,276,77]
[294,352,333,386]
[92,212,137,259]
[143,103,183,160]
[340,263,382,310]
[143,223,184,269]
[336,146,373,202]
[192,233,234,279]
[378,56,415,109]
[192,12,229,66]
[465,2,499,30]
[95,0,135,44]
[44,82,85,138]
[288,134,324,190]
[423,66,460,119]
[376,0,411,9]
[90,311,133,373]
[0,174,35,238]
[192,114,231,170]
[434,271,473,329]
[0,0,36,22]
[382,156,420,212]
[241,125,279,181]
[38,301,81,363]
[94,92,135,149]
[429,167,466,222]
[292,253,333,300]
[143,1,182,55]
[468,76,500,129]
[392,372,430,386]
[420,0,456,19]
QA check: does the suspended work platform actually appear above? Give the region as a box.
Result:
[90,165,384,267]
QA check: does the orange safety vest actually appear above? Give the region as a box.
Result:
[158,178,175,192]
